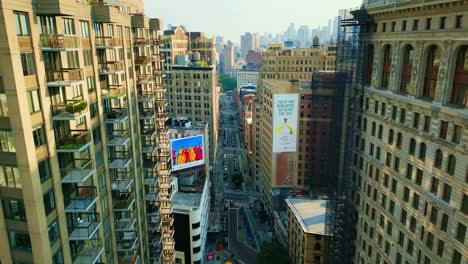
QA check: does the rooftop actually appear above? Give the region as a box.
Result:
[172,191,202,208]
[286,198,329,236]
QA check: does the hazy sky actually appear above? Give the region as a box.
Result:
[145,0,362,43]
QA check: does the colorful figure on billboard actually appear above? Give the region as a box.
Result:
[170,135,205,171]
[275,118,295,136]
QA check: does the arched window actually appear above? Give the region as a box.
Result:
[400,45,414,94]
[419,143,427,161]
[396,133,402,149]
[378,125,383,139]
[451,46,468,107]
[381,45,392,89]
[423,45,440,100]
[434,149,443,169]
[409,138,416,155]
[371,122,376,136]
[447,155,456,175]
[366,44,374,85]
[388,129,394,144]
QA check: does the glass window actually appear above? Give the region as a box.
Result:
[87,76,95,91]
[38,16,57,34]
[9,231,32,251]
[48,220,60,245]
[80,20,90,38]
[447,155,456,175]
[0,93,9,117]
[83,50,93,66]
[66,51,79,68]
[2,199,26,221]
[423,45,440,100]
[20,53,36,76]
[32,126,46,148]
[90,102,97,118]
[0,131,15,152]
[38,158,51,183]
[0,166,21,188]
[14,12,30,36]
[53,250,64,264]
[27,90,41,113]
[43,189,56,215]
[62,18,75,35]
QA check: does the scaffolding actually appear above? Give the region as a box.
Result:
[322,7,371,264]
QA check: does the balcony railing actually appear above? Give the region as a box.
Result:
[40,34,80,50]
[111,177,134,191]
[51,99,88,120]
[69,212,101,240]
[115,216,137,232]
[136,74,153,84]
[61,158,95,183]
[107,129,130,146]
[65,186,98,212]
[101,84,126,99]
[138,92,155,102]
[56,130,91,152]
[98,61,124,74]
[95,36,122,48]
[72,239,104,264]
[134,56,151,65]
[113,192,135,211]
[133,38,150,46]
[104,108,128,123]
[146,204,159,216]
[108,151,132,169]
[139,108,155,120]
[46,68,84,85]
[116,231,139,251]
[118,255,140,264]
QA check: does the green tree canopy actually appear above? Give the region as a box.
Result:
[219,74,237,92]
[258,241,289,264]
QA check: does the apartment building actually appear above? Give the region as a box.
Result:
[188,32,216,66]
[0,1,174,263]
[350,1,467,264]
[286,198,329,264]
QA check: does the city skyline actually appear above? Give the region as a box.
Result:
[145,0,361,42]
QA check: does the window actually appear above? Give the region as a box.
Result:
[381,45,392,89]
[409,138,416,155]
[48,220,60,245]
[86,76,95,91]
[413,19,419,31]
[413,112,420,129]
[90,102,97,118]
[378,125,383,139]
[400,45,414,93]
[456,223,466,243]
[14,12,30,36]
[365,45,374,85]
[382,22,387,32]
[20,53,35,76]
[419,143,426,161]
[440,16,447,29]
[456,15,464,29]
[38,158,51,183]
[400,108,406,124]
[423,115,431,132]
[392,106,397,120]
[388,129,394,144]
[402,20,407,31]
[391,21,396,32]
[0,166,21,188]
[447,155,456,175]
[462,194,468,215]
[8,231,32,251]
[423,45,440,100]
[452,124,462,144]
[32,126,46,148]
[192,222,200,229]
[0,131,15,152]
[27,90,41,113]
[83,50,93,66]
[0,94,8,117]
[66,51,79,68]
[80,20,90,38]
[62,18,75,35]
[430,207,438,224]
[430,177,439,195]
[38,16,57,35]
[452,250,462,264]
[2,199,26,221]
[450,46,468,107]
[434,149,443,169]
[426,18,432,30]
[43,189,56,215]
[413,193,420,209]
[53,250,64,264]
[442,184,451,203]
[403,187,410,202]
[193,246,201,253]
[441,213,448,232]
[396,133,402,149]
[439,120,448,139]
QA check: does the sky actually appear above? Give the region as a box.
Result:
[145,0,362,43]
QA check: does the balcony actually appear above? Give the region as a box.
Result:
[56,130,92,153]
[98,61,124,75]
[101,84,126,99]
[138,92,155,102]
[51,100,88,121]
[139,109,155,120]
[116,231,139,251]
[147,216,159,232]
[155,98,168,108]
[95,36,122,48]
[65,186,98,212]
[115,217,137,232]
[141,125,157,137]
[146,204,159,216]
[113,192,136,212]
[145,189,158,202]
[159,202,172,215]
[133,38,150,47]
[144,176,158,185]
[142,143,157,154]
[46,68,84,87]
[136,74,153,84]
[119,255,140,264]
[153,70,165,78]
[155,112,168,122]
[153,84,167,92]
[72,239,104,264]
[111,177,134,191]
[61,158,96,184]
[143,157,158,170]
[107,129,130,146]
[69,213,102,240]
[40,34,79,50]
[104,108,128,124]
[109,151,132,169]
[161,215,174,227]
[134,56,151,65]
[151,53,164,61]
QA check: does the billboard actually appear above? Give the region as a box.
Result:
[272,94,298,153]
[170,135,205,171]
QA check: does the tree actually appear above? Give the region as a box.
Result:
[258,241,289,264]
[219,74,237,92]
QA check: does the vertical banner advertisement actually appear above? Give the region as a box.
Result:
[272,94,298,153]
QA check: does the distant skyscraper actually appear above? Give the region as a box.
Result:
[286,22,297,40]
[297,25,311,46]
[222,41,235,74]
[240,32,259,57]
